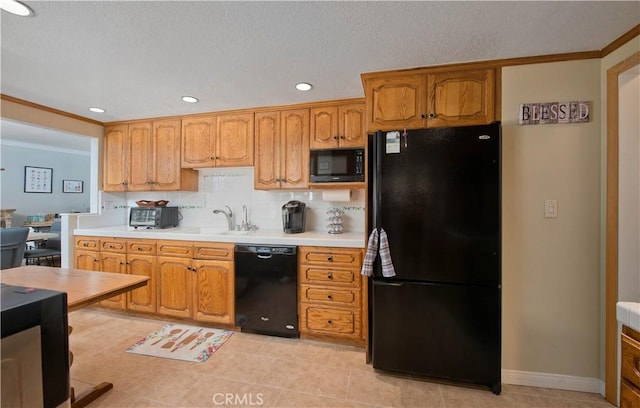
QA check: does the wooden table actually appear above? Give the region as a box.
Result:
[0,265,149,407]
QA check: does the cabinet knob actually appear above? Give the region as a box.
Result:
[327,294,333,299]
[340,136,345,139]
[327,272,333,279]
[428,113,436,118]
[333,136,338,140]
[421,114,427,119]
[327,320,333,324]
[327,256,333,261]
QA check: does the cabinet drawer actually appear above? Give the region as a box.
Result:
[75,237,100,251]
[301,285,359,307]
[622,333,640,390]
[194,243,234,260]
[127,240,157,255]
[300,266,360,287]
[301,305,360,336]
[621,380,640,408]
[100,238,127,252]
[157,240,194,258]
[299,247,363,268]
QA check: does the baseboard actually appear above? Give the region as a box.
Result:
[502,369,604,395]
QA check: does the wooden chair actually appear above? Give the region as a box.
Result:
[0,227,30,269]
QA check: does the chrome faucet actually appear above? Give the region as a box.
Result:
[213,206,234,231]
[239,204,259,232]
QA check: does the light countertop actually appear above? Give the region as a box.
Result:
[73,226,366,248]
[617,301,640,332]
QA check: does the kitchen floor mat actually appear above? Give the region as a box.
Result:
[126,323,233,363]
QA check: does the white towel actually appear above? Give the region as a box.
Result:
[361,229,379,277]
[378,229,396,277]
[360,228,396,278]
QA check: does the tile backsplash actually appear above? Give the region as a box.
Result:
[98,167,366,233]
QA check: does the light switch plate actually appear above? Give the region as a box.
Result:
[544,199,558,218]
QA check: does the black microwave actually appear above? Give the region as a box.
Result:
[310,148,365,183]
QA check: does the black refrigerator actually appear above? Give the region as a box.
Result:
[368,122,501,394]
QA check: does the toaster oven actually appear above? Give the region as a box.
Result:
[129,207,180,229]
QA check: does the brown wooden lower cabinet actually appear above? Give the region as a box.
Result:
[298,246,365,346]
[74,237,366,346]
[622,325,640,408]
[74,236,234,325]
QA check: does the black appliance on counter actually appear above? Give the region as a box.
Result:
[1,284,70,407]
[129,206,180,229]
[368,123,502,394]
[282,200,306,234]
[234,244,299,338]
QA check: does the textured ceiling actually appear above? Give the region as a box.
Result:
[0,1,639,149]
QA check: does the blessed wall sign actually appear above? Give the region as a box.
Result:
[518,101,591,125]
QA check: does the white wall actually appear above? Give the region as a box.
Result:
[617,68,640,302]
[0,143,91,224]
[96,167,365,234]
[502,59,602,383]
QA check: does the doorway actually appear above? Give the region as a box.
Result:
[605,51,640,405]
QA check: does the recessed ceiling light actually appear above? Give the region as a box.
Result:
[295,82,313,91]
[88,107,106,113]
[182,96,199,103]
[0,0,33,16]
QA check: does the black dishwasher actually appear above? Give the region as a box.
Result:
[234,244,299,338]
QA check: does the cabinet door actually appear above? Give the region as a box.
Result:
[181,117,216,168]
[157,256,193,318]
[339,103,366,148]
[216,113,254,167]
[310,106,339,149]
[427,68,495,128]
[254,111,281,190]
[280,109,309,189]
[192,259,234,324]
[621,381,640,408]
[152,119,182,190]
[365,75,427,131]
[75,249,100,271]
[103,125,129,191]
[127,254,157,313]
[99,252,128,309]
[127,122,153,191]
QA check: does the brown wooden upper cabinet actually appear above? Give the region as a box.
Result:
[310,103,366,149]
[363,68,497,131]
[181,113,254,168]
[254,109,309,190]
[104,120,198,192]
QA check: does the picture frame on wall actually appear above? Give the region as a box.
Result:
[62,180,83,193]
[24,166,53,193]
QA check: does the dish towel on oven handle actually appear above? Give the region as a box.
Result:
[361,228,396,278]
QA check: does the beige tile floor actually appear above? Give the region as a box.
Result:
[69,308,613,408]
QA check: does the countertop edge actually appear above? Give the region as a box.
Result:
[73,227,366,249]
[617,301,640,332]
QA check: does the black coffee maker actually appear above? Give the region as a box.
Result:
[282,200,306,234]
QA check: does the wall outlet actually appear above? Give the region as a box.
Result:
[544,199,558,218]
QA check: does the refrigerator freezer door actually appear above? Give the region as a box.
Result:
[374,123,501,285]
[371,280,501,393]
